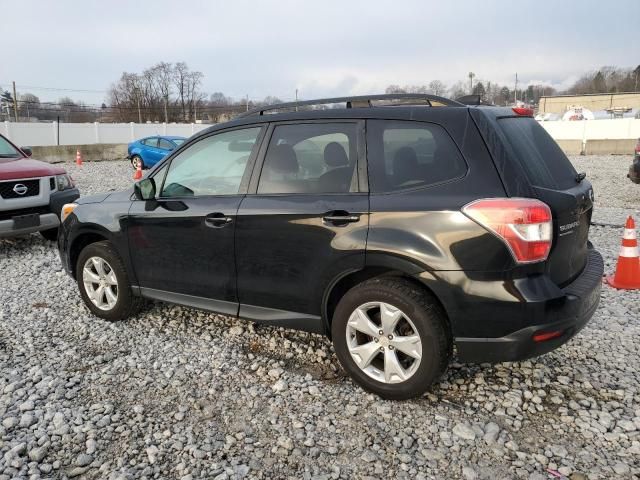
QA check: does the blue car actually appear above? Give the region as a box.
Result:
[127,136,186,169]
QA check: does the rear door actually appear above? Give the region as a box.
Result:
[235,121,368,329]
[477,112,593,285]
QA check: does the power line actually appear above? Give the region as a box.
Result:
[0,83,107,94]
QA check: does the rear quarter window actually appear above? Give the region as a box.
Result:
[497,117,577,190]
[367,120,467,193]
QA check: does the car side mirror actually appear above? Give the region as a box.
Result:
[134,177,156,200]
[21,147,32,157]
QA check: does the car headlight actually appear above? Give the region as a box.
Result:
[56,174,75,191]
[61,203,78,222]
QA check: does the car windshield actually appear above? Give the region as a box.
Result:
[172,139,185,146]
[0,136,20,158]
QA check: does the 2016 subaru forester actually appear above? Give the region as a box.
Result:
[58,94,603,399]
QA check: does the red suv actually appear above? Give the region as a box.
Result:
[0,133,79,240]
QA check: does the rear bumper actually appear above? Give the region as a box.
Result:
[454,248,603,363]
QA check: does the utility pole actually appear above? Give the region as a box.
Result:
[245,95,249,112]
[12,81,18,122]
[514,73,518,104]
[295,88,299,112]
[133,86,142,123]
[468,72,475,94]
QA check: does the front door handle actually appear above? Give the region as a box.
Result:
[205,212,233,228]
[322,210,360,225]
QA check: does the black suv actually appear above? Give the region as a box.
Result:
[58,94,603,399]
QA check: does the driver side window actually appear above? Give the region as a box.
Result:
[161,127,262,198]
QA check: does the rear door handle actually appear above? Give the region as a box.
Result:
[205,212,233,228]
[322,210,360,225]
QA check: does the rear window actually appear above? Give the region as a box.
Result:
[497,117,577,190]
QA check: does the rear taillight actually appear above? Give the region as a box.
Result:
[635,139,640,153]
[462,198,553,264]
[512,107,534,117]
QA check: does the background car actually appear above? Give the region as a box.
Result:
[0,133,79,240]
[629,138,640,184]
[127,136,186,170]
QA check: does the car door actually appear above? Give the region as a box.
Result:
[158,138,176,161]
[142,137,161,165]
[127,126,265,315]
[235,121,368,331]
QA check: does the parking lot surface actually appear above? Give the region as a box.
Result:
[1,156,639,479]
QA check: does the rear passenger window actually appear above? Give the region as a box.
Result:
[258,123,358,194]
[367,120,466,193]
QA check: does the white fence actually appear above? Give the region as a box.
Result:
[3,118,640,148]
[540,118,640,141]
[2,121,212,147]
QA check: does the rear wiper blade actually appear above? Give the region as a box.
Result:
[575,172,586,183]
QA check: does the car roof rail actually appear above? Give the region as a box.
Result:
[238,94,465,117]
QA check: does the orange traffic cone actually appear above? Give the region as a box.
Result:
[133,163,143,180]
[76,149,83,166]
[605,216,640,290]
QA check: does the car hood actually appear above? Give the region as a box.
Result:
[77,188,134,205]
[0,157,65,181]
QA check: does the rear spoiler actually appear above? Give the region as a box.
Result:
[456,94,494,106]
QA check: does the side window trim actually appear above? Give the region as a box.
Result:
[155,125,267,200]
[247,119,365,196]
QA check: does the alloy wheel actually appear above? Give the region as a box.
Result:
[345,301,422,384]
[82,256,118,311]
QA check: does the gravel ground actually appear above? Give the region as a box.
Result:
[1,156,639,480]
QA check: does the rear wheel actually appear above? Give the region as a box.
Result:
[131,155,144,170]
[76,241,143,321]
[331,277,451,400]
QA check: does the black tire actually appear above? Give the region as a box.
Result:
[40,227,59,241]
[131,155,144,170]
[331,277,451,400]
[75,240,143,321]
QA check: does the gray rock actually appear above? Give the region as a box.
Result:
[453,423,476,441]
[76,453,93,467]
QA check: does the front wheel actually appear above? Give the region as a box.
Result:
[131,155,144,170]
[331,277,451,400]
[76,241,143,321]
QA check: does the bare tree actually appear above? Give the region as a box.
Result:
[150,62,173,123]
[428,80,446,96]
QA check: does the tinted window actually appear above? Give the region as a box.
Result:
[161,127,262,197]
[367,120,466,193]
[497,117,577,190]
[258,123,357,194]
[0,136,19,157]
[143,138,158,147]
[158,138,174,150]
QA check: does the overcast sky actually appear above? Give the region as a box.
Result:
[3,0,639,105]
